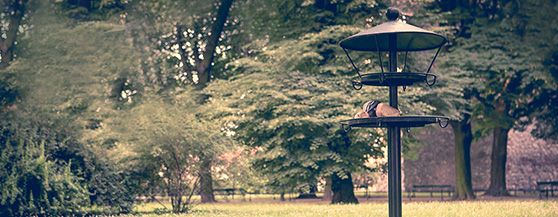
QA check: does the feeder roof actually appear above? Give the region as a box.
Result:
[340,9,447,52]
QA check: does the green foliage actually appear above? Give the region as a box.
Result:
[213,147,268,193]
[1,1,139,214]
[0,73,18,107]
[55,0,126,20]
[124,0,244,91]
[8,0,138,128]
[239,0,388,42]
[0,132,89,217]
[87,157,136,214]
[533,49,558,140]
[440,0,558,137]
[0,112,137,215]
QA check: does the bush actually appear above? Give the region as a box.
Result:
[0,137,90,217]
[0,112,138,215]
[0,74,18,108]
[56,0,126,20]
[88,160,136,214]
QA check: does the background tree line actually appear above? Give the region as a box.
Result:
[0,0,556,215]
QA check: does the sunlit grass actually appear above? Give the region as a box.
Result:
[131,199,558,217]
[136,191,475,204]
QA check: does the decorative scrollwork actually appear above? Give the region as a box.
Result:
[352,80,363,90]
[438,118,449,128]
[341,124,351,132]
[426,74,437,86]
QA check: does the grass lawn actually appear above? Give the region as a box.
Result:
[132,200,558,217]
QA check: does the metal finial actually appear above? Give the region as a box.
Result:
[386,7,400,21]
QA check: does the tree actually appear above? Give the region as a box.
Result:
[205,62,384,204]
[0,0,29,68]
[426,0,557,198]
[443,0,558,196]
[416,0,479,199]
[1,0,140,213]
[125,0,237,203]
[108,93,233,213]
[173,0,235,203]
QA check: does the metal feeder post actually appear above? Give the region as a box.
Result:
[387,32,402,217]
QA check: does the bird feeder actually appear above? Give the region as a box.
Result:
[339,8,449,217]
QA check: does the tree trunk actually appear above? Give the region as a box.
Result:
[196,0,234,88]
[199,158,216,203]
[280,191,286,201]
[195,0,235,203]
[331,173,358,204]
[450,114,475,200]
[322,176,333,201]
[0,0,28,69]
[485,126,510,196]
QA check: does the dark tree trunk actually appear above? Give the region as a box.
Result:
[485,126,511,196]
[322,176,332,201]
[0,0,28,69]
[196,0,234,88]
[279,190,286,201]
[199,158,216,203]
[450,114,475,200]
[331,173,358,204]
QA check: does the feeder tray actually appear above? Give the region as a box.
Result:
[355,72,436,87]
[340,115,449,129]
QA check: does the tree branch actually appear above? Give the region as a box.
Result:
[196,0,234,88]
[184,176,200,211]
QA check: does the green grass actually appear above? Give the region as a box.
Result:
[167,191,450,202]
[131,200,558,217]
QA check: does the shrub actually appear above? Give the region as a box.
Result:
[56,0,127,20]
[0,138,90,217]
[88,160,136,214]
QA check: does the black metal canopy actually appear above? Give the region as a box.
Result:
[340,9,448,90]
[339,10,446,52]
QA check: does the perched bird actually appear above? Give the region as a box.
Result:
[354,100,400,118]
